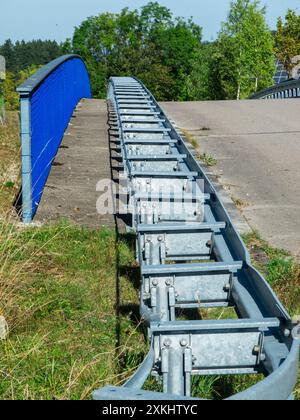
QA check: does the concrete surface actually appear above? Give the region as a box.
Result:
[36,99,115,228]
[161,99,300,258]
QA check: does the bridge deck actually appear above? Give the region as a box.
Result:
[36,98,300,257]
[36,99,114,228]
[162,99,300,258]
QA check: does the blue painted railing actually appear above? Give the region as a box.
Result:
[17,55,92,223]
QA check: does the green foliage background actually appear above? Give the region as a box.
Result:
[65,1,278,101]
[0,40,62,110]
[1,1,300,107]
[275,9,300,77]
[67,2,203,100]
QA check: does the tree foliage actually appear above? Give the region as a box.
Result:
[184,42,224,101]
[0,39,62,74]
[71,2,202,100]
[275,9,300,77]
[0,39,61,110]
[214,0,275,99]
[0,1,291,104]
[0,65,42,111]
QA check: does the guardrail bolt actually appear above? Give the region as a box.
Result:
[253,345,260,355]
[180,339,188,347]
[206,240,213,248]
[260,353,266,362]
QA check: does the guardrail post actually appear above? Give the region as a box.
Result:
[19,93,32,224]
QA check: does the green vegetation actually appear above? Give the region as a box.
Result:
[1,2,300,103]
[215,0,275,99]
[0,39,62,111]
[275,9,300,77]
[66,0,285,101]
[0,220,146,399]
[0,112,20,213]
[70,2,202,100]
[0,0,299,401]
[189,232,300,400]
[0,39,62,74]
[180,129,199,149]
[199,153,217,167]
[243,231,300,401]
[1,211,298,399]
[0,65,43,111]
[0,124,146,399]
[181,129,217,167]
[185,42,221,101]
[243,231,300,316]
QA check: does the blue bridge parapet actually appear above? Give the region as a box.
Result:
[17,55,91,223]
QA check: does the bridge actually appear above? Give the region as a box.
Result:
[16,55,300,400]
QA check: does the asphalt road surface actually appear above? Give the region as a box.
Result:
[161,99,300,258]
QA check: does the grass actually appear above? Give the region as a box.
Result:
[0,107,146,400]
[243,231,300,316]
[0,220,146,399]
[200,152,217,167]
[0,117,298,399]
[243,231,300,400]
[180,128,198,149]
[180,128,217,167]
[180,231,300,400]
[0,111,20,215]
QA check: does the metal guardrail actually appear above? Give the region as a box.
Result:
[93,77,299,400]
[16,55,91,223]
[250,78,300,100]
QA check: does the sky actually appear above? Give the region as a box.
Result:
[0,0,299,44]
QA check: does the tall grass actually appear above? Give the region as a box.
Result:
[0,111,20,211]
[0,220,146,399]
[243,231,300,400]
[0,109,147,400]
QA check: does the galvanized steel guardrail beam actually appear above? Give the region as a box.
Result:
[93,77,299,400]
[250,78,300,100]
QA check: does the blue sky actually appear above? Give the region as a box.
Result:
[0,0,299,44]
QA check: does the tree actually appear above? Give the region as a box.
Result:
[184,42,223,100]
[140,1,173,33]
[152,18,202,100]
[0,65,42,111]
[71,2,202,100]
[0,39,62,74]
[275,10,300,77]
[0,40,15,72]
[215,0,274,99]
[0,72,19,110]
